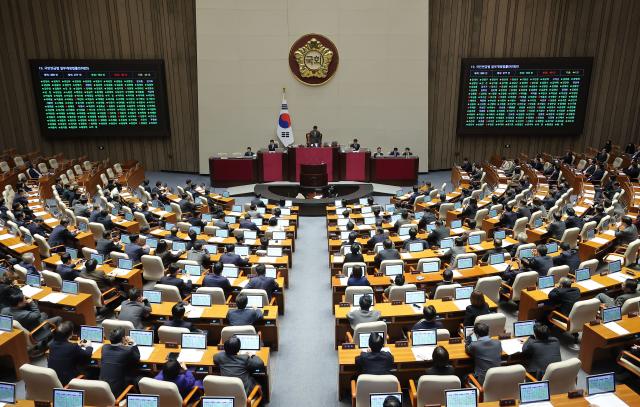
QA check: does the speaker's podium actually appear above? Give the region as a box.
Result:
[300,163,327,187]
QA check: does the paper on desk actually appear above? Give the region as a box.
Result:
[573,206,588,212]
[33,211,48,217]
[470,244,484,251]
[540,287,554,295]
[398,235,410,241]
[603,321,630,335]
[603,230,616,236]
[357,225,372,231]
[606,272,632,283]
[40,292,68,304]
[520,402,553,407]
[492,263,510,272]
[585,392,629,407]
[535,227,548,233]
[591,237,610,245]
[401,253,413,260]
[237,279,250,288]
[338,277,348,286]
[44,218,57,224]
[227,212,242,217]
[0,234,15,240]
[178,349,204,363]
[138,346,155,361]
[20,285,42,297]
[577,280,604,291]
[9,243,26,250]
[108,268,130,277]
[411,345,435,361]
[187,306,205,319]
[258,256,278,263]
[208,237,225,243]
[453,299,471,310]
[451,228,466,235]
[245,239,258,246]
[333,255,345,264]
[410,304,424,314]
[226,278,237,286]
[88,343,103,354]
[451,270,463,278]
[500,338,524,355]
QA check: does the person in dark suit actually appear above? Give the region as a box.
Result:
[47,321,93,385]
[243,147,254,157]
[95,209,116,231]
[624,162,640,182]
[548,277,580,316]
[158,264,192,298]
[374,239,401,268]
[56,252,80,281]
[615,216,639,245]
[344,243,365,263]
[99,328,141,396]
[246,264,279,298]
[162,303,194,331]
[124,234,149,263]
[26,218,47,238]
[552,242,580,272]
[463,290,491,327]
[402,147,413,157]
[480,238,507,262]
[547,212,566,240]
[412,305,443,330]
[96,230,119,256]
[393,210,412,231]
[178,194,196,217]
[465,322,502,384]
[1,290,62,331]
[564,208,584,231]
[226,293,263,326]
[238,214,259,232]
[516,201,531,220]
[220,244,249,267]
[202,260,232,294]
[355,332,394,375]
[118,288,151,329]
[347,266,370,287]
[350,139,361,151]
[267,139,278,151]
[426,346,455,375]
[389,147,401,157]
[589,163,605,183]
[373,147,384,158]
[521,324,561,380]
[430,269,454,299]
[402,228,429,251]
[214,336,264,393]
[499,204,518,229]
[307,125,322,146]
[461,198,478,221]
[366,228,387,249]
[154,240,184,267]
[523,244,554,277]
[19,253,39,275]
[48,219,77,247]
[584,205,606,226]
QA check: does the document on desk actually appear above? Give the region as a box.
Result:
[9,242,26,250]
[338,277,348,286]
[500,338,524,355]
[492,263,510,272]
[591,237,610,245]
[44,218,58,224]
[400,253,413,260]
[186,306,205,319]
[606,272,633,283]
[178,349,204,363]
[138,346,155,361]
[0,234,15,240]
[585,392,629,407]
[573,205,588,212]
[535,227,548,234]
[208,237,226,243]
[40,292,68,304]
[20,285,42,298]
[108,268,130,277]
[237,279,250,288]
[227,278,237,286]
[519,402,553,407]
[453,299,471,310]
[602,230,616,236]
[470,244,484,251]
[540,287,554,295]
[451,270,463,278]
[88,343,103,354]
[258,256,278,263]
[332,255,345,264]
[451,228,466,235]
[603,321,630,336]
[577,280,604,291]
[33,211,48,217]
[411,345,435,361]
[182,275,200,284]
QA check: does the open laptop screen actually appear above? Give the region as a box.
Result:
[181,333,207,350]
[127,394,159,407]
[411,329,437,346]
[53,388,84,407]
[445,388,478,407]
[519,381,550,404]
[201,397,234,407]
[0,382,15,404]
[513,320,535,338]
[586,372,615,396]
[370,392,401,407]
[602,306,622,323]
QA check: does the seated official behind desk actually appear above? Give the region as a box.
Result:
[521,324,561,380]
[214,336,265,393]
[163,303,195,331]
[465,322,502,385]
[47,321,93,385]
[346,295,380,330]
[100,327,141,396]
[155,359,203,397]
[119,288,151,329]
[412,305,443,330]
[306,125,322,147]
[355,332,394,375]
[227,293,263,326]
[426,346,455,375]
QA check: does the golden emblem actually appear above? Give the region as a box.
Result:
[293,37,334,79]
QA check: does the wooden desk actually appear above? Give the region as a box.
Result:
[0,229,41,269]
[518,269,640,321]
[0,328,29,379]
[479,384,639,406]
[580,315,640,373]
[29,286,96,326]
[41,255,144,289]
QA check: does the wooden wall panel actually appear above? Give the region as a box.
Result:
[0,0,198,172]
[429,0,640,170]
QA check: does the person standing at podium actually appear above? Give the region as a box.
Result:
[268,139,278,151]
[350,139,361,151]
[307,125,322,147]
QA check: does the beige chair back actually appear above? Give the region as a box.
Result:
[578,259,598,275]
[67,378,116,406]
[82,247,98,260]
[170,202,182,219]
[561,227,580,249]
[454,253,477,268]
[20,364,63,401]
[439,203,454,220]
[154,283,182,302]
[621,296,640,315]
[474,208,489,225]
[511,271,539,301]
[354,374,399,407]
[34,233,52,258]
[353,321,388,346]
[512,217,528,237]
[580,221,597,240]
[134,212,150,230]
[416,375,461,406]
[388,284,418,302]
[75,277,104,307]
[42,270,62,291]
[433,283,461,299]
[220,325,257,343]
[474,276,502,304]
[482,364,526,402]
[141,255,164,281]
[475,313,506,336]
[547,265,570,282]
[345,286,374,305]
[88,222,106,240]
[102,319,134,337]
[138,377,183,407]
[566,298,600,334]
[342,262,367,276]
[158,326,190,344]
[195,287,227,305]
[541,358,581,394]
[110,251,129,262]
[379,259,404,276]
[203,376,247,406]
[417,258,441,272]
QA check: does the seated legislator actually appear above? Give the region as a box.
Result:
[597,278,640,307]
[402,147,413,157]
[307,125,322,146]
[244,147,255,157]
[124,234,150,263]
[427,220,450,246]
[80,258,116,292]
[245,264,279,299]
[56,252,80,281]
[412,305,443,330]
[214,336,265,393]
[465,322,502,384]
[430,269,454,299]
[100,328,141,396]
[96,230,120,256]
[616,216,639,245]
[383,274,405,297]
[268,139,278,152]
[374,239,401,269]
[389,147,401,157]
[347,266,370,287]
[548,277,580,316]
[367,228,387,249]
[402,228,428,251]
[47,321,94,385]
[346,294,380,330]
[163,302,194,331]
[155,359,203,397]
[463,290,491,327]
[345,243,365,263]
[119,288,151,329]
[202,259,232,294]
[480,238,506,262]
[552,242,580,272]
[426,346,455,375]
[355,332,394,375]
[220,244,249,267]
[48,219,78,247]
[373,147,384,158]
[227,293,263,326]
[155,240,184,267]
[521,324,561,380]
[158,264,192,298]
[1,290,62,331]
[522,244,554,277]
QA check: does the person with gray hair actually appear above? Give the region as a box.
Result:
[548,277,580,315]
[19,253,38,275]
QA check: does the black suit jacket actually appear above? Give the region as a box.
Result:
[547,221,566,240]
[521,337,562,379]
[344,253,365,263]
[96,238,119,256]
[48,225,74,247]
[548,287,581,315]
[526,255,554,277]
[47,339,93,385]
[245,275,279,298]
[202,274,232,293]
[374,248,401,268]
[465,337,502,384]
[565,216,584,231]
[552,250,580,272]
[163,318,194,331]
[500,212,518,229]
[355,351,394,375]
[99,344,140,395]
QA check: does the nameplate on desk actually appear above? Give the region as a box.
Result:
[165,342,178,348]
[498,333,511,340]
[374,272,383,277]
[411,270,421,274]
[391,300,402,305]
[499,399,516,406]
[448,337,462,344]
[441,296,452,302]
[628,311,639,318]
[339,302,350,307]
[526,286,536,291]
[568,389,584,398]
[395,340,408,348]
[34,402,51,407]
[589,320,601,326]
[341,343,355,349]
[600,271,609,276]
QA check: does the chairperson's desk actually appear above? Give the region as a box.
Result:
[333,297,497,348]
[370,157,418,186]
[209,156,258,187]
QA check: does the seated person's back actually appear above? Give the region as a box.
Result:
[346,294,380,330]
[214,336,264,393]
[355,332,394,375]
[227,293,263,326]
